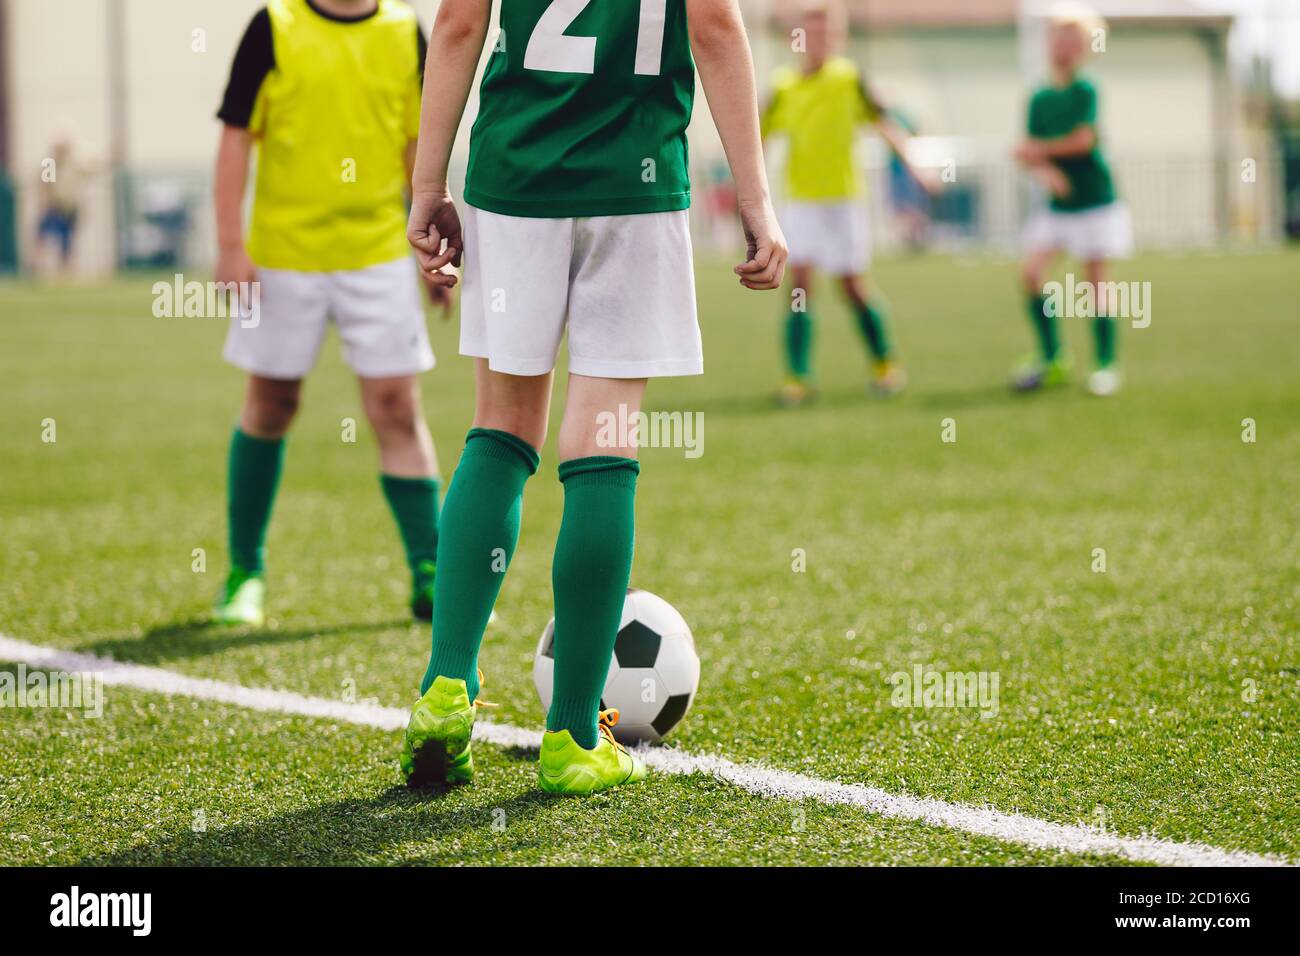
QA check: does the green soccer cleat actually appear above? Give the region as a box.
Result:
[1011,351,1073,392]
[409,561,497,625]
[410,560,436,622]
[401,673,492,788]
[538,709,648,796]
[212,567,265,627]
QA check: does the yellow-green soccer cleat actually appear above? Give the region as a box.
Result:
[1011,351,1073,392]
[870,360,908,397]
[538,709,648,796]
[410,560,437,622]
[212,567,265,627]
[777,377,815,408]
[400,674,492,788]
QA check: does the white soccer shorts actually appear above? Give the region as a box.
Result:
[458,206,702,379]
[1022,201,1134,261]
[223,256,434,380]
[782,200,872,275]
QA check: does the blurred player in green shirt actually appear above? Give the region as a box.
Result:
[1014,2,1132,397]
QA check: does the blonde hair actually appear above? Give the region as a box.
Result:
[1048,1,1107,40]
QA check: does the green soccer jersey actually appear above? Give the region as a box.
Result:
[1027,76,1116,212]
[464,0,694,218]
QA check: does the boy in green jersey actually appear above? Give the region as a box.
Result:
[212,0,448,627]
[1014,2,1132,397]
[401,0,787,794]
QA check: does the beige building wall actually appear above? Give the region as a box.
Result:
[8,0,115,272]
[6,0,447,272]
[2,0,1275,270]
[753,18,1270,248]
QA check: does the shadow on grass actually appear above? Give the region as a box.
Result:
[914,383,1053,411]
[79,784,564,866]
[677,385,888,418]
[75,617,414,666]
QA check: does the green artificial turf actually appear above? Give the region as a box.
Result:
[1,248,1296,865]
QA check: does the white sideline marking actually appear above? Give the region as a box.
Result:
[1,634,1291,868]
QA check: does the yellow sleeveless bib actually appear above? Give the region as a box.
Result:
[247,0,420,271]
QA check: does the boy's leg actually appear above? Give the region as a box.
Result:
[1085,258,1121,396]
[841,273,906,395]
[325,256,442,616]
[537,373,648,795]
[781,265,815,405]
[778,202,825,396]
[402,362,549,787]
[536,208,691,792]
[361,374,443,620]
[216,375,298,625]
[840,273,890,359]
[419,362,551,699]
[1023,247,1061,361]
[547,373,645,749]
[784,265,815,375]
[1013,246,1071,390]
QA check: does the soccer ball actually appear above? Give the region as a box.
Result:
[533,588,700,745]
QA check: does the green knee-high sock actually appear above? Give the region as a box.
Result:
[784,308,814,378]
[1092,316,1118,368]
[420,429,539,699]
[548,456,639,749]
[228,428,285,574]
[380,474,441,583]
[1028,293,1061,362]
[853,301,892,361]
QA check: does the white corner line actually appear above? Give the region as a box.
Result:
[0,634,1291,868]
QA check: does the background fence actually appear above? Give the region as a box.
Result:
[0,0,1294,274]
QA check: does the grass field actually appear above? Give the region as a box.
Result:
[1,249,1297,866]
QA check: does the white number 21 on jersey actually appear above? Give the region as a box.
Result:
[523,0,667,76]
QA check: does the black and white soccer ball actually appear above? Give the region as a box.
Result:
[533,588,700,745]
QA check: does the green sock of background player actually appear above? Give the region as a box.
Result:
[227,428,285,573]
[1092,315,1117,368]
[1028,292,1061,362]
[784,307,814,378]
[421,428,539,700]
[547,456,640,749]
[853,300,892,360]
[380,474,440,587]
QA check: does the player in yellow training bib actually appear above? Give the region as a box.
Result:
[212,0,448,628]
[762,0,935,405]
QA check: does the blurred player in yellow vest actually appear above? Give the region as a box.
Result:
[762,0,935,404]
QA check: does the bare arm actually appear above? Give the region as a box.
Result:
[406,0,491,286]
[876,116,939,195]
[1034,124,1097,159]
[687,0,786,290]
[213,124,255,286]
[1026,160,1072,199]
[1017,124,1096,165]
[404,139,418,191]
[410,1,489,194]
[405,137,453,314]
